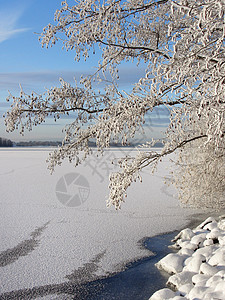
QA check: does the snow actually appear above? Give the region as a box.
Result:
[0,147,201,294]
[150,288,177,299]
[150,216,225,300]
[155,253,188,274]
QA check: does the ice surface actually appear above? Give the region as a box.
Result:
[0,148,198,294]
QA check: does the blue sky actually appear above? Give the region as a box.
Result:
[0,0,168,142]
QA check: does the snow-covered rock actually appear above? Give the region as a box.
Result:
[203,238,214,247]
[150,216,225,300]
[208,248,225,266]
[199,262,218,276]
[218,235,225,246]
[206,271,225,288]
[149,288,176,299]
[202,290,225,300]
[178,283,194,295]
[172,228,194,242]
[177,240,198,251]
[155,253,188,274]
[193,244,217,259]
[183,253,206,273]
[196,217,216,230]
[167,271,196,289]
[192,273,211,286]
[218,216,225,230]
[190,233,207,247]
[188,286,212,299]
[178,247,194,256]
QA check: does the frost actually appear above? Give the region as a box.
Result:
[4,0,225,209]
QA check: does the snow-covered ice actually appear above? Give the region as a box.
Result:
[0,148,202,295]
[150,216,225,300]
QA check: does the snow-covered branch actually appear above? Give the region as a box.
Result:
[4,0,225,208]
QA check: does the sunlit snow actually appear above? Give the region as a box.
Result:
[0,148,201,294]
[151,217,225,299]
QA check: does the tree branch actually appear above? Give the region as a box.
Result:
[96,39,170,59]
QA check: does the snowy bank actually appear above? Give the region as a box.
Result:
[150,216,225,300]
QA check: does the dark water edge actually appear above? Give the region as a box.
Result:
[84,212,225,300]
[79,231,179,300]
[1,213,215,300]
[83,212,218,300]
[0,231,178,300]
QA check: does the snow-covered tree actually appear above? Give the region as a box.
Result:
[4,0,225,209]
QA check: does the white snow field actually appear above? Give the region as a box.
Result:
[0,148,203,294]
[150,216,225,300]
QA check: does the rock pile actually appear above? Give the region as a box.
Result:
[150,216,225,299]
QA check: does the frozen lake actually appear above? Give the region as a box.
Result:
[0,148,201,297]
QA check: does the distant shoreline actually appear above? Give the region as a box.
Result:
[14,142,164,148]
[0,137,164,148]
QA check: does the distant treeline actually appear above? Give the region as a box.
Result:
[16,141,62,147]
[0,139,164,148]
[0,137,13,147]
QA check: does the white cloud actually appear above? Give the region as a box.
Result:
[0,66,146,91]
[0,71,79,91]
[0,7,29,43]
